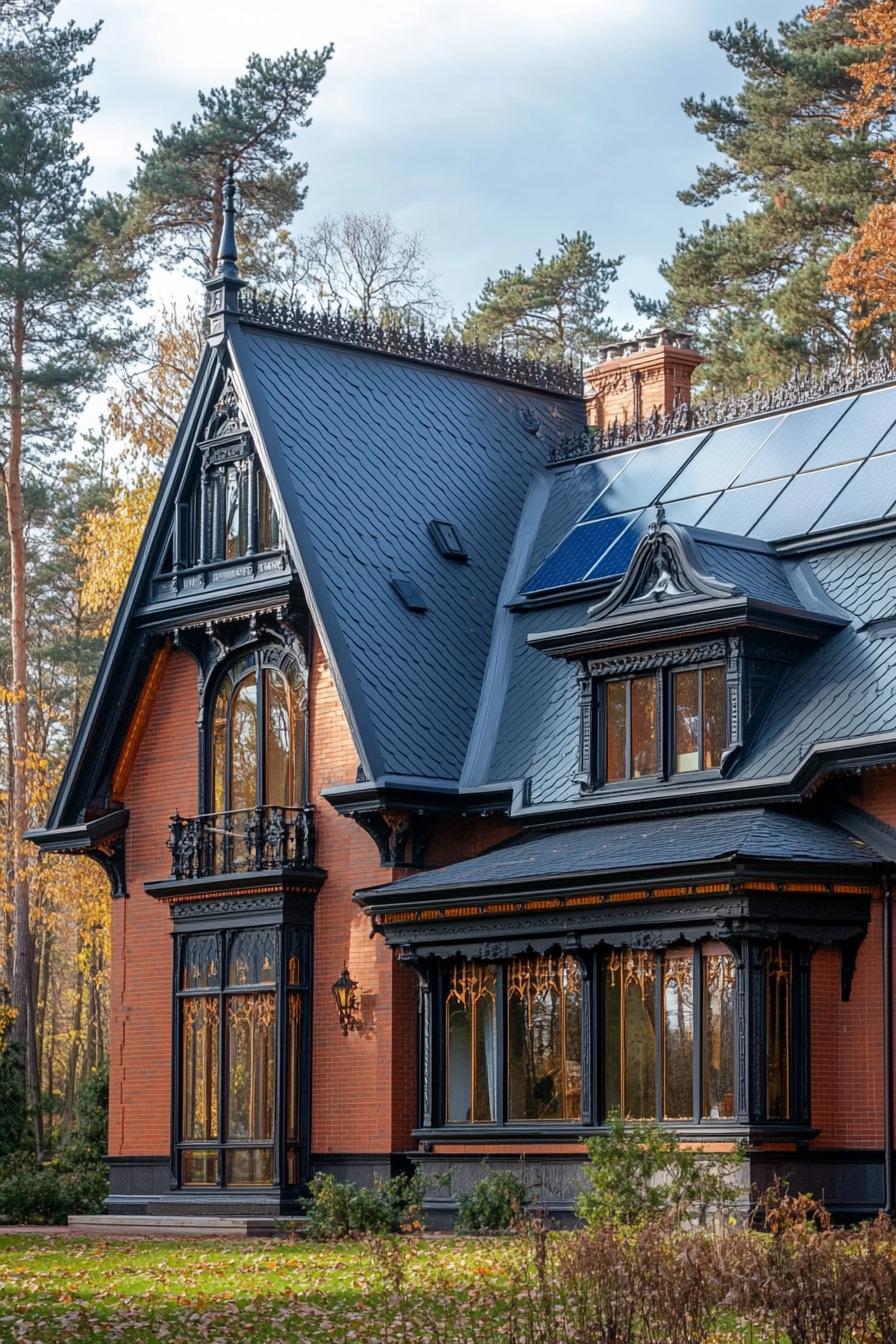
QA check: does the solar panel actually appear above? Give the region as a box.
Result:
[697,479,787,536]
[749,463,859,541]
[523,514,633,593]
[582,433,706,519]
[733,399,855,486]
[586,512,647,580]
[660,493,721,526]
[663,419,782,498]
[812,450,896,532]
[804,386,896,468]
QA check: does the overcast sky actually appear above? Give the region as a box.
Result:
[61,0,789,327]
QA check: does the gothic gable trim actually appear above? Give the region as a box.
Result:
[586,508,737,623]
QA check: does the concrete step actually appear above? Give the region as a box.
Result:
[68,1214,304,1238]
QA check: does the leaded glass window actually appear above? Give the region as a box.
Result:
[210,651,305,815]
[175,926,308,1191]
[445,963,497,1123]
[507,955,581,1122]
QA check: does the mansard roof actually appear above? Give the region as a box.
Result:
[468,370,896,814]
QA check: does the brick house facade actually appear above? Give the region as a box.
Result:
[29,178,896,1221]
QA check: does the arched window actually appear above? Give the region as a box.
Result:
[210,651,305,816]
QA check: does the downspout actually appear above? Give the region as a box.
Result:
[884,872,893,1215]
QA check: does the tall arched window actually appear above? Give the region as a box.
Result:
[210,650,305,816]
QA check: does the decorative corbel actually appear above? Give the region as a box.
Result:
[86,834,127,900]
[840,935,863,1002]
[352,808,436,868]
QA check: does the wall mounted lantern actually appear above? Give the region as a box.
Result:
[332,964,361,1036]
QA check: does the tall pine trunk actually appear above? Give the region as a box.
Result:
[5,293,41,1151]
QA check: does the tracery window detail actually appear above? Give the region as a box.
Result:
[176,927,308,1190]
[210,650,305,815]
[507,954,581,1122]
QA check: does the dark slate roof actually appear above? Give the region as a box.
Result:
[359,808,882,900]
[233,325,584,781]
[688,532,807,609]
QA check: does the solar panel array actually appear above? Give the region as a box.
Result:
[523,385,896,596]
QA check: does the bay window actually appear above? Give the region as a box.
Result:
[437,940,802,1132]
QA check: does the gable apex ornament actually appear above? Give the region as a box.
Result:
[205,162,247,349]
[586,507,737,623]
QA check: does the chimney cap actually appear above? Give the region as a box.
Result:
[592,327,697,365]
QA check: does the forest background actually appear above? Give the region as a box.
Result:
[1,0,894,1176]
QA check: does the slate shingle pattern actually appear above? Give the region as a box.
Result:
[237,328,583,779]
[366,807,881,898]
[691,537,807,609]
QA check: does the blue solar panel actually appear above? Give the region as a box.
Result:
[749,463,858,541]
[523,515,633,593]
[664,419,782,497]
[812,451,896,532]
[733,399,855,486]
[804,387,896,468]
[697,479,787,536]
[587,512,648,580]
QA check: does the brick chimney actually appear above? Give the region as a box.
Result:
[584,328,703,432]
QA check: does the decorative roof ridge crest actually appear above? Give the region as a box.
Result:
[237,289,582,397]
[552,355,896,463]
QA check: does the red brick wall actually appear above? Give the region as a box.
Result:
[111,648,199,1156]
[807,766,896,1150]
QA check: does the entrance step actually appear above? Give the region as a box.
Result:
[68,1214,304,1238]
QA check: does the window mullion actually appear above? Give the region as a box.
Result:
[692,946,702,1123]
[496,964,507,1125]
[654,953,663,1122]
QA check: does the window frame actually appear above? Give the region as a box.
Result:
[172,923,311,1194]
[582,655,729,792]
[427,940,807,1137]
[206,647,307,817]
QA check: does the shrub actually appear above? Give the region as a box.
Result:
[61,1063,108,1169]
[0,1154,107,1225]
[455,1168,528,1233]
[576,1112,745,1229]
[303,1169,424,1239]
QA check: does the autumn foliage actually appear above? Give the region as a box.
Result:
[812,1,896,330]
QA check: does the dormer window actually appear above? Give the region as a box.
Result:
[605,675,658,781]
[671,664,726,774]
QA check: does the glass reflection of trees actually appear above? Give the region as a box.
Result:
[178,928,297,1189]
[211,652,304,814]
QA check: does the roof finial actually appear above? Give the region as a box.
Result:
[205,161,246,349]
[217,161,239,280]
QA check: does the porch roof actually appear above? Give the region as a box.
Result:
[356,808,884,907]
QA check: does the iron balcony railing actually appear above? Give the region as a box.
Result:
[168,805,317,880]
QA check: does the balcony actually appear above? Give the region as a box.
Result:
[167,805,317,881]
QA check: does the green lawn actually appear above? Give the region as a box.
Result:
[0,1234,522,1343]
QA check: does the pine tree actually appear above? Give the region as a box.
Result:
[128,46,333,279]
[641,6,889,388]
[0,0,140,1142]
[462,233,622,364]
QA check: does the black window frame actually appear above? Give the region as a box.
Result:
[205,645,308,816]
[579,654,730,792]
[425,939,809,1138]
[172,920,312,1195]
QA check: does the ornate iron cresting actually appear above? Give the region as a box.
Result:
[238,290,582,397]
[552,355,896,463]
[168,805,317,880]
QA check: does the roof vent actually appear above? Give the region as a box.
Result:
[428,519,468,562]
[390,574,428,613]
